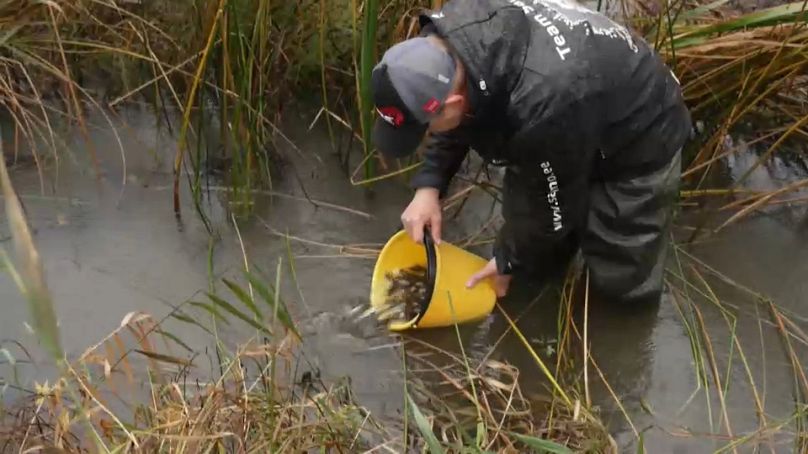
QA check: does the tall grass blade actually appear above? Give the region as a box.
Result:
[173,0,227,214]
[171,310,214,336]
[245,270,300,339]
[222,277,261,321]
[670,2,808,48]
[406,392,446,453]
[205,292,271,336]
[284,234,312,319]
[402,343,410,451]
[446,292,485,448]
[134,349,192,367]
[358,0,379,181]
[189,301,231,326]
[155,327,195,352]
[508,432,573,454]
[496,304,573,407]
[677,0,731,20]
[0,126,62,361]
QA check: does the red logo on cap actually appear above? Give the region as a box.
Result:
[422,98,440,114]
[377,106,404,127]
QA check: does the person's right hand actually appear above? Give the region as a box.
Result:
[401,187,442,244]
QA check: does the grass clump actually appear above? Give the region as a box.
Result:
[0,306,613,452]
[0,268,608,453]
[625,1,807,196]
[400,338,615,453]
[0,310,385,452]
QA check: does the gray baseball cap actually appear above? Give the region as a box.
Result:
[371,37,457,158]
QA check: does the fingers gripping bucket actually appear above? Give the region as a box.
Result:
[370,229,497,331]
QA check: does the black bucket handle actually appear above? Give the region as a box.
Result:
[414,226,438,326]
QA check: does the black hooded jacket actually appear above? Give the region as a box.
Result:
[411,0,692,274]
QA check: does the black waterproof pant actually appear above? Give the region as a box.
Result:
[498,150,681,306]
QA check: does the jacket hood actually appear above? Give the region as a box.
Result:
[418,4,531,120]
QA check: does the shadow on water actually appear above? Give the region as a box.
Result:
[1,103,807,452]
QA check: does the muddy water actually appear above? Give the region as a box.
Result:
[2,105,807,452]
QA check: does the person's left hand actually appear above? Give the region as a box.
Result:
[465,258,512,297]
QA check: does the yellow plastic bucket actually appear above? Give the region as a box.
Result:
[370,229,497,331]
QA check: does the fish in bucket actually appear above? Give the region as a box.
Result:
[369,227,497,331]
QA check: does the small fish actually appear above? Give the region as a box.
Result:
[374,264,432,323]
[376,303,406,321]
[355,306,379,321]
[347,304,366,317]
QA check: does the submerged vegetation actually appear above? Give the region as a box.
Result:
[1,0,808,452]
